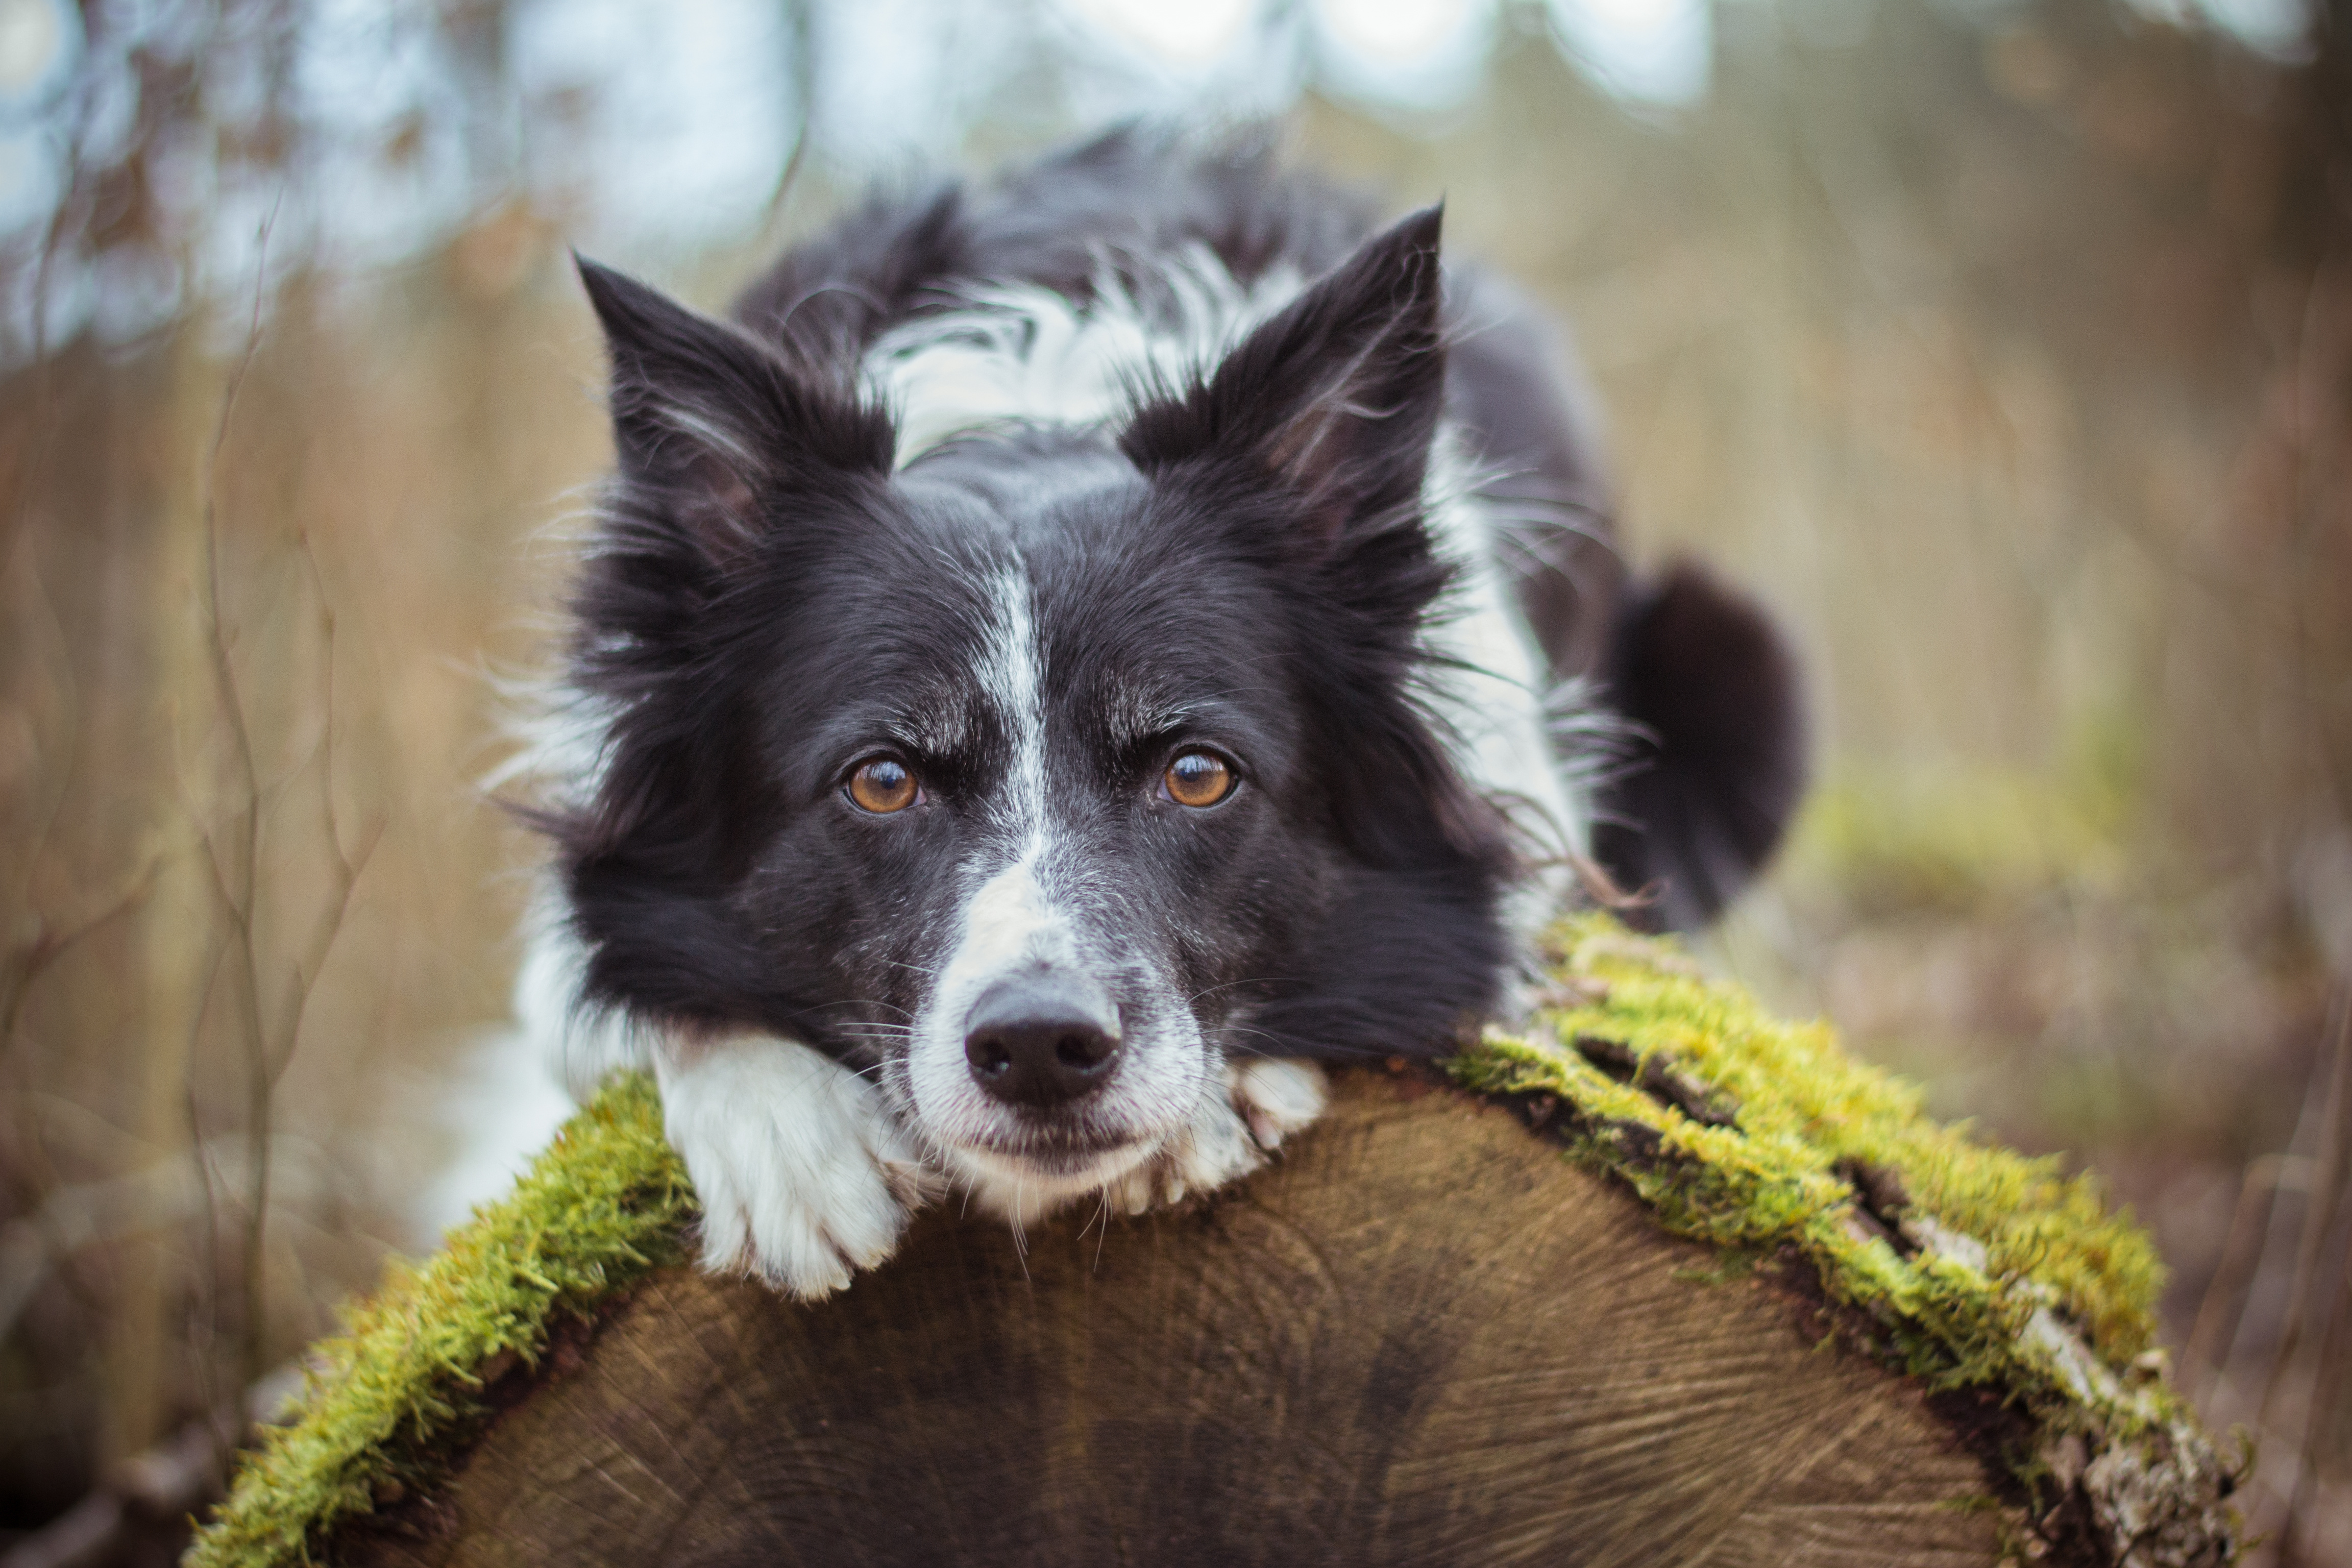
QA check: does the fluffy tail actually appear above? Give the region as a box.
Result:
[1590,562,1808,931]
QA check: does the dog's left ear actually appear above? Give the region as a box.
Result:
[1121,206,1447,546]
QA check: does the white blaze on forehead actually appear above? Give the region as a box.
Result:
[946,556,1070,991]
[978,561,1048,826]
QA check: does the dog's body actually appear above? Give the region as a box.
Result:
[512,130,1804,1298]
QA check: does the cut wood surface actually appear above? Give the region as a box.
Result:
[339,1071,2002,1568]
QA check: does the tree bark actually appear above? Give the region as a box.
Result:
[337,1070,2017,1567]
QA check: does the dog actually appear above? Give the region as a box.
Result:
[507,127,1805,1300]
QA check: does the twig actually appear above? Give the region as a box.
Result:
[190,197,382,1411]
[197,195,278,1399]
[179,927,235,1455]
[267,533,384,1087]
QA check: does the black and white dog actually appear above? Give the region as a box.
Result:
[511,129,1804,1299]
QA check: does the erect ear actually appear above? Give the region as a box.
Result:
[1120,205,1448,545]
[576,257,895,565]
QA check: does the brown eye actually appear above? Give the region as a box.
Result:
[846,758,918,814]
[1162,750,1235,808]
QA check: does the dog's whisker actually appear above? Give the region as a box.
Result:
[1183,974,1298,1007]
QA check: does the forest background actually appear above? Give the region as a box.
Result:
[1,0,2347,1560]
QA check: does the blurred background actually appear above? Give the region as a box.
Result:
[0,0,2346,1560]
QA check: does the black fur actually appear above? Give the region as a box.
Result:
[1590,562,1809,931]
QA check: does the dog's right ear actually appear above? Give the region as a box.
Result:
[576,257,894,568]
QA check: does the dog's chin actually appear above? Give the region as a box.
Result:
[936,1132,1167,1221]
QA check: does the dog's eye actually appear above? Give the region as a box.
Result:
[846,758,919,814]
[1162,750,1235,808]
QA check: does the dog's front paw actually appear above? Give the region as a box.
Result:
[657,1037,941,1301]
[1105,1058,1329,1214]
[1229,1058,1328,1149]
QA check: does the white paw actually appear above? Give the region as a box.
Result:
[1103,1058,1329,1215]
[1230,1058,1329,1149]
[657,1036,941,1301]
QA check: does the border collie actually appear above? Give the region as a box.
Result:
[509,128,1804,1299]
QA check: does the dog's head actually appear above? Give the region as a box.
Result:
[548,209,1510,1205]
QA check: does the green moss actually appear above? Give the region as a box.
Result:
[1450,915,2168,1415]
[185,1073,693,1567]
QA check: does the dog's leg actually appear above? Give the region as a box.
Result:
[1102,1059,1330,1214]
[656,1035,941,1300]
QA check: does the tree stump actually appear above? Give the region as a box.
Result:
[188,922,2241,1568]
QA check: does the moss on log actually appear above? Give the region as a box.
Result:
[187,920,2242,1567]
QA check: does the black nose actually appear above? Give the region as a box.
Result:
[964,973,1123,1108]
